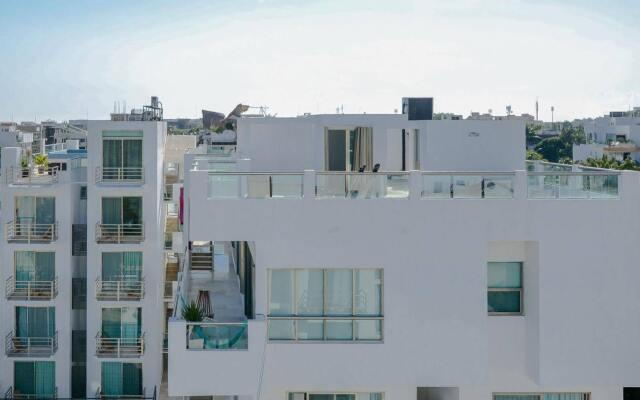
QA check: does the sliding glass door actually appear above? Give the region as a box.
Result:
[324,128,373,171]
[14,361,55,398]
[102,252,142,282]
[15,197,55,225]
[102,197,142,225]
[102,308,141,339]
[101,362,142,397]
[16,307,55,338]
[103,138,142,180]
[15,252,55,282]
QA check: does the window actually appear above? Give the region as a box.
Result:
[101,197,143,225]
[15,196,55,225]
[101,362,142,397]
[80,186,87,200]
[102,252,142,282]
[488,262,523,315]
[72,278,86,310]
[324,127,373,171]
[494,393,589,400]
[14,361,55,398]
[288,393,383,400]
[102,136,143,180]
[625,388,640,400]
[268,269,383,341]
[101,307,142,340]
[14,251,55,282]
[15,307,55,338]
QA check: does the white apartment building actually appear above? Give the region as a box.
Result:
[0,142,87,399]
[573,113,640,162]
[85,118,166,400]
[166,107,640,400]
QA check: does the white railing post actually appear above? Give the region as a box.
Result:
[303,170,315,200]
[409,170,421,200]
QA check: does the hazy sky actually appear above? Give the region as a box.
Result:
[1,0,639,122]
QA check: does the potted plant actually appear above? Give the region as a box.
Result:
[182,301,205,349]
[33,154,48,175]
[20,157,29,177]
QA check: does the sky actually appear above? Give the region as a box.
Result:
[0,0,639,122]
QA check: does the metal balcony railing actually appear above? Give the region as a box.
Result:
[95,332,145,358]
[95,167,144,184]
[6,221,58,243]
[95,278,144,301]
[95,387,149,399]
[4,386,58,399]
[5,330,58,357]
[5,166,59,185]
[95,223,144,243]
[5,276,59,300]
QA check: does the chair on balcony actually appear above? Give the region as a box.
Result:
[197,290,214,320]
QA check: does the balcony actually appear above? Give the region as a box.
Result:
[422,172,514,199]
[95,223,144,244]
[4,386,58,400]
[95,167,144,184]
[6,221,58,243]
[203,169,622,200]
[316,172,409,199]
[5,331,58,357]
[5,276,58,300]
[186,322,248,350]
[95,387,149,399]
[95,332,145,358]
[95,278,144,301]
[5,167,59,185]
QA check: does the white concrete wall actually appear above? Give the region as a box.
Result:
[236,115,524,173]
[168,169,640,399]
[85,121,166,397]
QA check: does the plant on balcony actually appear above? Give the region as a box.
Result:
[34,154,48,174]
[182,300,204,322]
[20,157,29,176]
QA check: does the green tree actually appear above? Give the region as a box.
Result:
[526,150,545,161]
[534,137,567,162]
[526,124,542,147]
[581,155,639,171]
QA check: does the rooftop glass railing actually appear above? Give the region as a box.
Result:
[204,170,622,200]
[527,172,619,199]
[186,322,248,350]
[208,173,303,199]
[422,172,514,199]
[315,172,409,199]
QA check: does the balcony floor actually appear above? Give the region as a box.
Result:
[187,242,245,322]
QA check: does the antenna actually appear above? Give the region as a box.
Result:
[535,98,539,121]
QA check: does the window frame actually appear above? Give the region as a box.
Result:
[487,261,524,316]
[268,268,384,343]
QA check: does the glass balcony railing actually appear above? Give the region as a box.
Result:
[422,173,515,199]
[186,322,248,350]
[5,276,58,300]
[315,173,409,199]
[208,173,303,199]
[527,173,619,199]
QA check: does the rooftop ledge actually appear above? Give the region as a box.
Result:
[196,169,624,200]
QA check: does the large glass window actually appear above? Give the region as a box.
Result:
[102,138,142,180]
[101,307,142,339]
[101,362,142,397]
[15,196,55,225]
[102,252,142,282]
[14,361,55,398]
[15,251,55,282]
[268,269,383,341]
[101,197,142,225]
[16,307,55,338]
[488,262,523,315]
